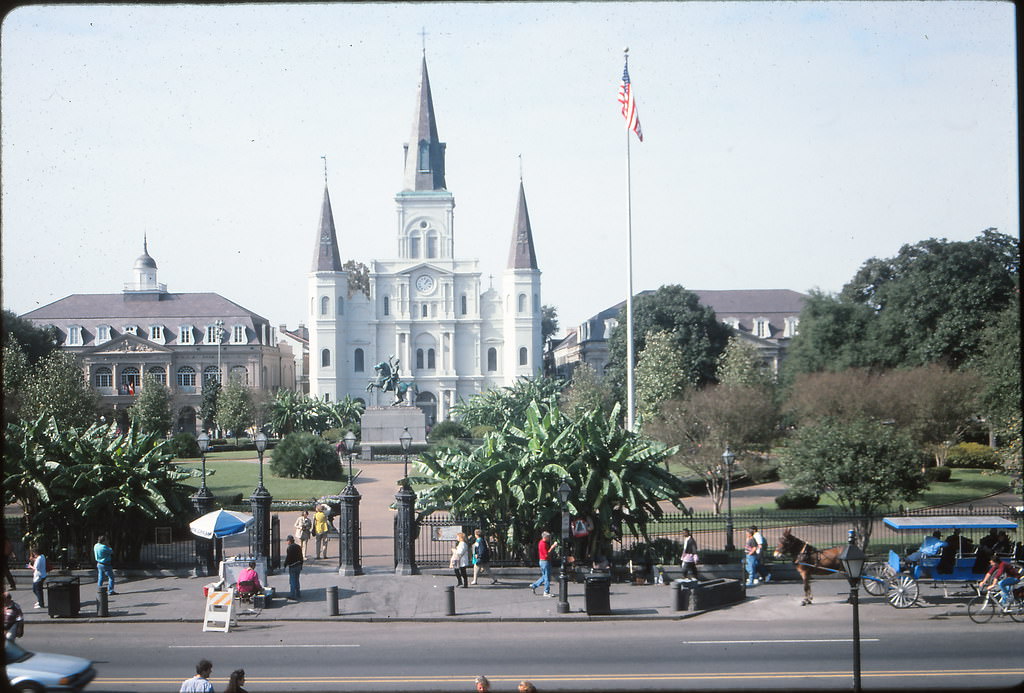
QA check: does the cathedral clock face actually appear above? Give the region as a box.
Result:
[415,274,435,294]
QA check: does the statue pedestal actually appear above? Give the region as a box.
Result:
[360,407,427,457]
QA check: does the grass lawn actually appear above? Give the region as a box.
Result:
[725,468,1012,514]
[176,459,353,503]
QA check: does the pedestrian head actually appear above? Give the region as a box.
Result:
[248,561,256,569]
[197,659,213,677]
[4,592,13,605]
[97,535,107,545]
[681,529,691,537]
[302,510,309,517]
[541,531,551,540]
[518,681,537,693]
[228,668,245,690]
[456,532,466,543]
[475,675,490,691]
[749,526,758,532]
[287,535,295,543]
[474,528,482,538]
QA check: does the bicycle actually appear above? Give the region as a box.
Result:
[966,582,1024,623]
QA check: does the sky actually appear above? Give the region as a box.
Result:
[1,2,1018,335]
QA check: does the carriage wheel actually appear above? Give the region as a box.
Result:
[861,562,893,597]
[887,574,919,608]
[967,595,996,623]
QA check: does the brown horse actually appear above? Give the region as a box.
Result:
[774,528,845,605]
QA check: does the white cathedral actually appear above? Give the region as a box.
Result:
[308,57,543,425]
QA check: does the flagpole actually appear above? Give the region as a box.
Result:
[623,47,636,433]
[625,124,635,433]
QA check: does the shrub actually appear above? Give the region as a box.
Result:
[774,489,820,509]
[269,432,343,480]
[741,456,779,484]
[321,427,346,443]
[947,442,999,469]
[168,433,200,458]
[429,419,470,441]
[924,466,953,482]
[469,424,494,439]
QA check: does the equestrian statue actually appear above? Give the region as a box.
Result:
[366,355,418,406]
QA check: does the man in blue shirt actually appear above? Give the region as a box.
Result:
[94,536,115,595]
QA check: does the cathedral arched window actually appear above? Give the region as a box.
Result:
[518,293,527,313]
[177,366,196,389]
[416,348,424,370]
[409,234,421,258]
[321,349,331,368]
[519,347,528,366]
[383,296,390,316]
[421,304,428,318]
[427,348,436,369]
[461,294,467,315]
[337,296,344,315]
[426,232,437,258]
[320,296,330,316]
[354,348,364,372]
[487,347,497,372]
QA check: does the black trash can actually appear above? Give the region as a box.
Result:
[584,574,611,615]
[46,575,81,618]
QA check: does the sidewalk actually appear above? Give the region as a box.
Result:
[12,562,967,626]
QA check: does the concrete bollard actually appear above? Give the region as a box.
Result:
[96,588,109,618]
[327,585,338,616]
[445,585,456,616]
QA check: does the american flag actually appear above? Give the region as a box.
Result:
[618,60,643,142]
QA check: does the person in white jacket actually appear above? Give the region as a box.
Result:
[28,546,46,609]
[450,532,470,587]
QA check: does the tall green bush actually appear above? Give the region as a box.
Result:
[947,442,1000,469]
[269,432,343,480]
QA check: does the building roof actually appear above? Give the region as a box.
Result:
[403,56,447,192]
[22,292,267,322]
[312,184,344,272]
[507,181,539,270]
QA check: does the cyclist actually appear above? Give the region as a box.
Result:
[978,555,1020,607]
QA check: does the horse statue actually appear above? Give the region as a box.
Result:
[774,528,845,606]
[366,355,417,406]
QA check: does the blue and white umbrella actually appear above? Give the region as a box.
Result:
[189,509,254,539]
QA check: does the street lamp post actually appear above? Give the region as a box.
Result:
[394,427,418,575]
[722,447,736,552]
[250,432,272,569]
[557,478,572,614]
[839,529,867,693]
[338,431,363,576]
[191,432,216,576]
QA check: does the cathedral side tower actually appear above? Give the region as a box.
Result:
[308,184,350,401]
[502,180,542,381]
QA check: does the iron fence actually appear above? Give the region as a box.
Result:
[414,515,515,568]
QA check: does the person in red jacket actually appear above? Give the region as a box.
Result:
[528,531,558,597]
[980,556,1020,606]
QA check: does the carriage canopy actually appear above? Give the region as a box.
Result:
[882,516,1017,532]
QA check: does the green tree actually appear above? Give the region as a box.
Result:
[267,390,335,435]
[451,376,564,430]
[634,330,691,424]
[269,431,343,481]
[20,350,98,429]
[559,362,614,421]
[717,335,774,387]
[2,341,31,422]
[324,395,365,432]
[970,296,1021,432]
[129,374,172,437]
[777,418,927,546]
[343,260,371,298]
[541,304,559,343]
[215,378,255,444]
[418,384,690,562]
[2,309,59,363]
[199,380,220,432]
[645,384,780,512]
[786,230,1019,376]
[3,416,193,562]
[606,285,731,406]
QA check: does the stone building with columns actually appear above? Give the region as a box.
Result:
[307,56,543,425]
[20,240,294,433]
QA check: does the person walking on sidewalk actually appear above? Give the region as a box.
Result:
[471,529,498,585]
[284,535,303,601]
[529,531,558,597]
[293,510,312,559]
[450,532,470,587]
[27,545,46,609]
[179,659,214,693]
[744,529,759,587]
[94,535,116,595]
[313,505,330,559]
[750,526,772,584]
[680,529,700,580]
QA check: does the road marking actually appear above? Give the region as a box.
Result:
[168,643,361,648]
[682,638,881,644]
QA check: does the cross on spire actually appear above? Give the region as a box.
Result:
[419,27,428,56]
[321,155,328,183]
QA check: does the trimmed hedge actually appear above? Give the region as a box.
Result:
[924,466,953,482]
[774,489,820,509]
[947,442,1000,469]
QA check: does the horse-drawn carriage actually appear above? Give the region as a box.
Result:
[862,515,1020,608]
[773,515,1019,608]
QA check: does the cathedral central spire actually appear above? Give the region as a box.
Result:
[403,57,447,191]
